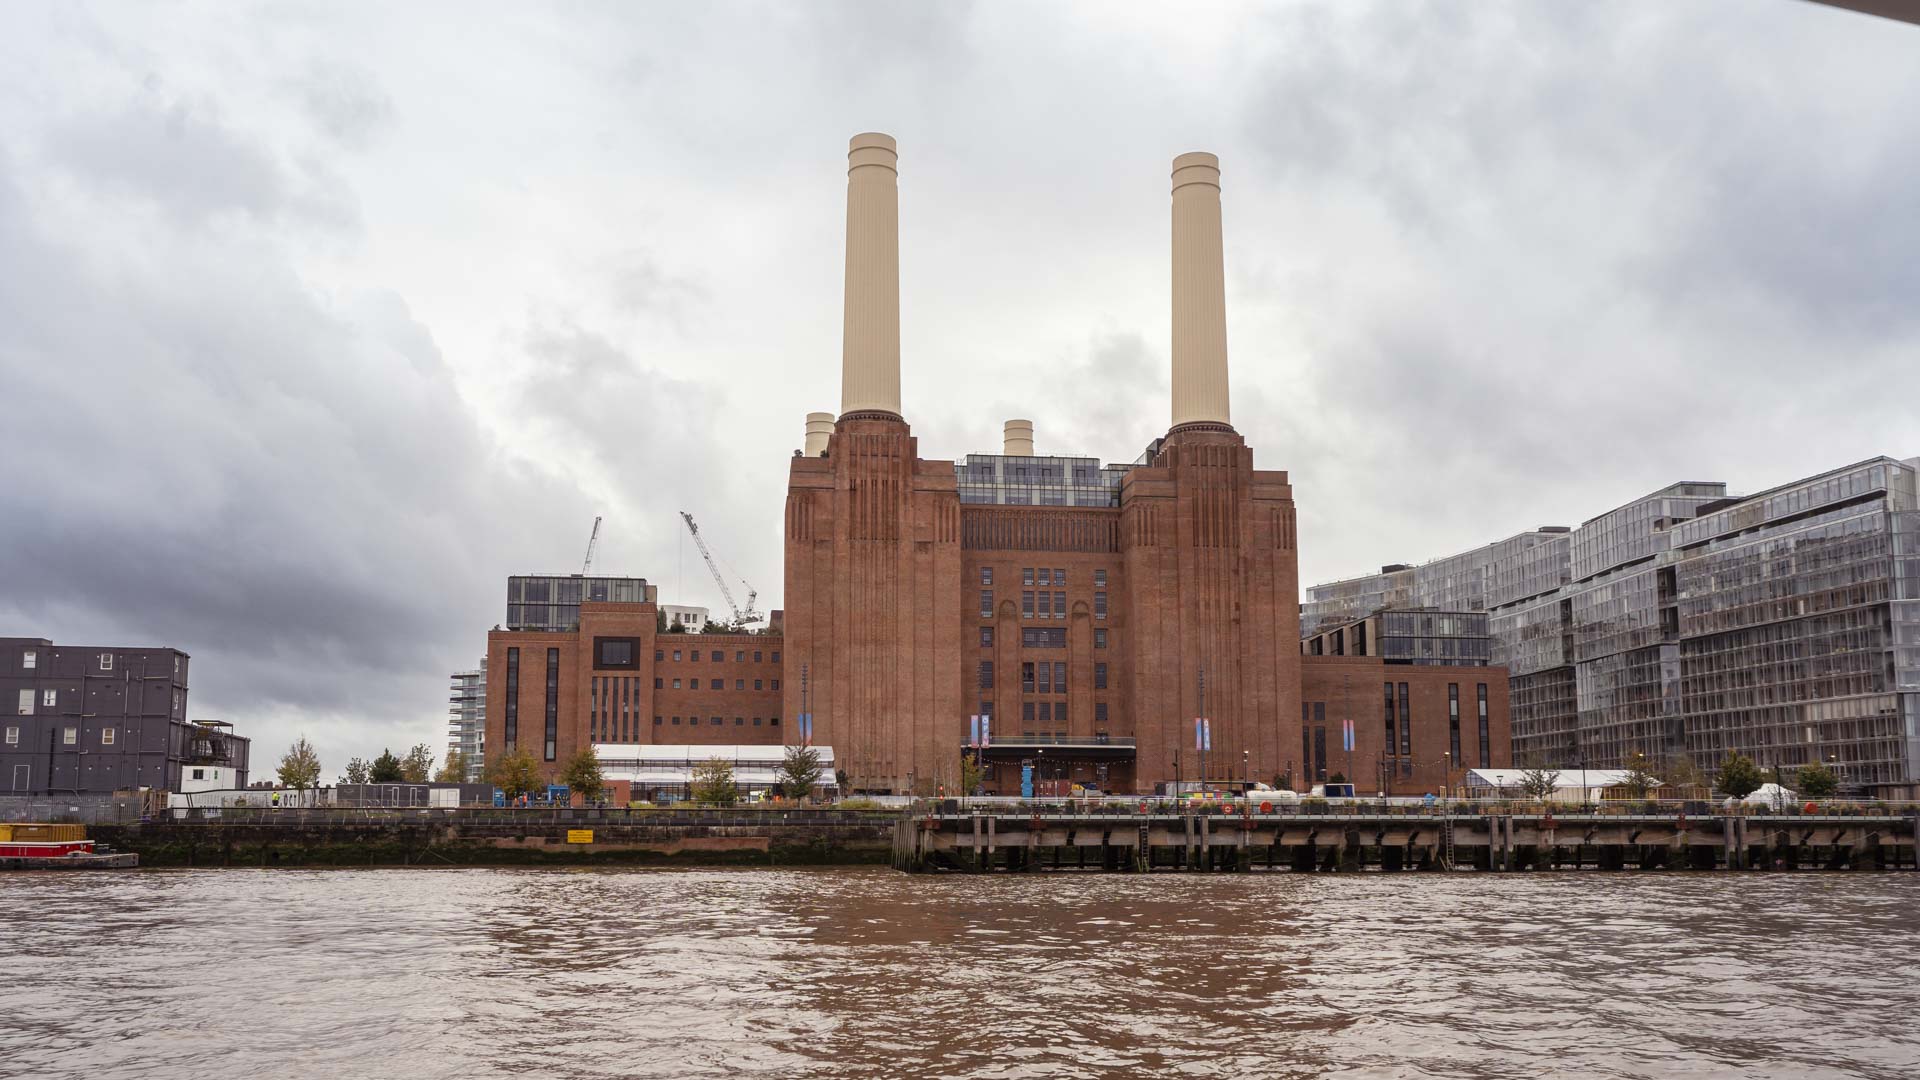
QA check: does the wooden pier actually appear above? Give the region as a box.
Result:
[891,809,1920,873]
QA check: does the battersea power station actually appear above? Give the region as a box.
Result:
[486,134,1512,798]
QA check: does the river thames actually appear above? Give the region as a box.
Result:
[3,868,1916,1079]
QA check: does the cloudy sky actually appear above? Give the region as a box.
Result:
[2,1,1915,776]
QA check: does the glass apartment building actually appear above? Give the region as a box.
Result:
[506,575,657,632]
[448,662,485,781]
[1303,456,1920,798]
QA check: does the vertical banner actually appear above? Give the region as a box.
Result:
[1343,718,1354,752]
[969,715,980,748]
[1204,718,1212,752]
[1194,718,1204,750]
[982,714,990,748]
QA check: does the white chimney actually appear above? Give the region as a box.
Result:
[1003,419,1034,456]
[839,132,902,419]
[803,412,834,456]
[1170,151,1232,430]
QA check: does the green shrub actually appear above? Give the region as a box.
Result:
[834,797,887,811]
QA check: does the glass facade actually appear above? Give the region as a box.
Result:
[954,453,1130,507]
[1305,456,1920,797]
[506,575,656,632]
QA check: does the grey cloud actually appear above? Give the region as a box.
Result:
[290,65,395,150]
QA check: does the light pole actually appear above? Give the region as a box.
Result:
[1198,665,1207,791]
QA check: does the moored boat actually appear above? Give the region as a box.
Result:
[0,824,139,869]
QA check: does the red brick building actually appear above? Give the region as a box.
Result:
[485,134,1510,796]
[485,603,784,782]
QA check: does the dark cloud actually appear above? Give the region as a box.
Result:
[2,0,1916,770]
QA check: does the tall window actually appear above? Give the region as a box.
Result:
[1022,700,1036,723]
[1094,663,1107,690]
[1054,567,1065,585]
[1053,591,1065,618]
[1397,682,1411,757]
[1022,591,1035,618]
[1094,629,1107,649]
[1448,684,1462,766]
[1094,569,1107,586]
[505,648,520,748]
[1021,663,1035,693]
[1382,682,1395,757]
[980,590,993,618]
[1094,701,1108,724]
[979,661,994,689]
[1312,703,1327,781]
[21,650,34,670]
[590,677,600,742]
[544,648,560,761]
[1094,591,1107,619]
[1022,567,1034,586]
[1477,684,1491,766]
[981,567,993,586]
[980,626,994,648]
[1037,663,1052,694]
[1038,702,1052,724]
[98,652,113,672]
[1053,662,1066,695]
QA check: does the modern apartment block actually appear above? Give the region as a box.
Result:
[505,575,657,632]
[448,662,486,781]
[1,637,251,794]
[1304,457,1920,798]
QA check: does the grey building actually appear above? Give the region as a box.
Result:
[506,575,657,632]
[1303,456,1920,798]
[448,661,485,781]
[1303,610,1492,667]
[2,637,250,794]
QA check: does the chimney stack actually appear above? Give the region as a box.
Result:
[804,412,835,456]
[1169,151,1232,430]
[1003,419,1034,456]
[840,132,902,420]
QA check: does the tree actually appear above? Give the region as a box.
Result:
[435,749,470,784]
[956,751,985,798]
[400,743,434,783]
[656,610,668,633]
[342,757,370,785]
[488,748,542,802]
[1663,753,1707,792]
[691,757,737,806]
[1715,752,1766,800]
[1619,751,1660,799]
[1517,766,1562,800]
[560,746,606,803]
[777,745,825,800]
[370,749,404,783]
[702,619,734,634]
[1328,772,1348,785]
[1796,760,1840,799]
[276,736,322,790]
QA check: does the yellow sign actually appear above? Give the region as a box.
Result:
[566,829,594,845]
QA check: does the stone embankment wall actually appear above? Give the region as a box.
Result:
[93,812,898,868]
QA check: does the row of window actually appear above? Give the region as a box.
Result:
[978,627,1110,649]
[657,678,780,691]
[1014,701,1110,723]
[657,649,780,664]
[977,661,1111,690]
[14,689,57,715]
[4,725,116,746]
[17,649,181,675]
[653,716,781,727]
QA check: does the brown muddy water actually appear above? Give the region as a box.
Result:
[2,868,1917,1079]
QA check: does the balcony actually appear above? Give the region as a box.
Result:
[974,734,1135,760]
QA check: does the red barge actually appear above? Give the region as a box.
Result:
[0,824,138,869]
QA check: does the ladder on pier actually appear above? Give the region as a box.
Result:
[1440,816,1457,870]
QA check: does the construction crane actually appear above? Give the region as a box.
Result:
[581,516,603,575]
[679,511,763,629]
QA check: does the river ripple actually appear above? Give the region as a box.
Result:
[2,868,1917,1079]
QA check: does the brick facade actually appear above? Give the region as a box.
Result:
[484,603,783,785]
[1300,655,1513,796]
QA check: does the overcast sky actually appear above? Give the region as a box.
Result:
[2,2,1915,777]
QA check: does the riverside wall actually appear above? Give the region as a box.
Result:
[92,810,898,868]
